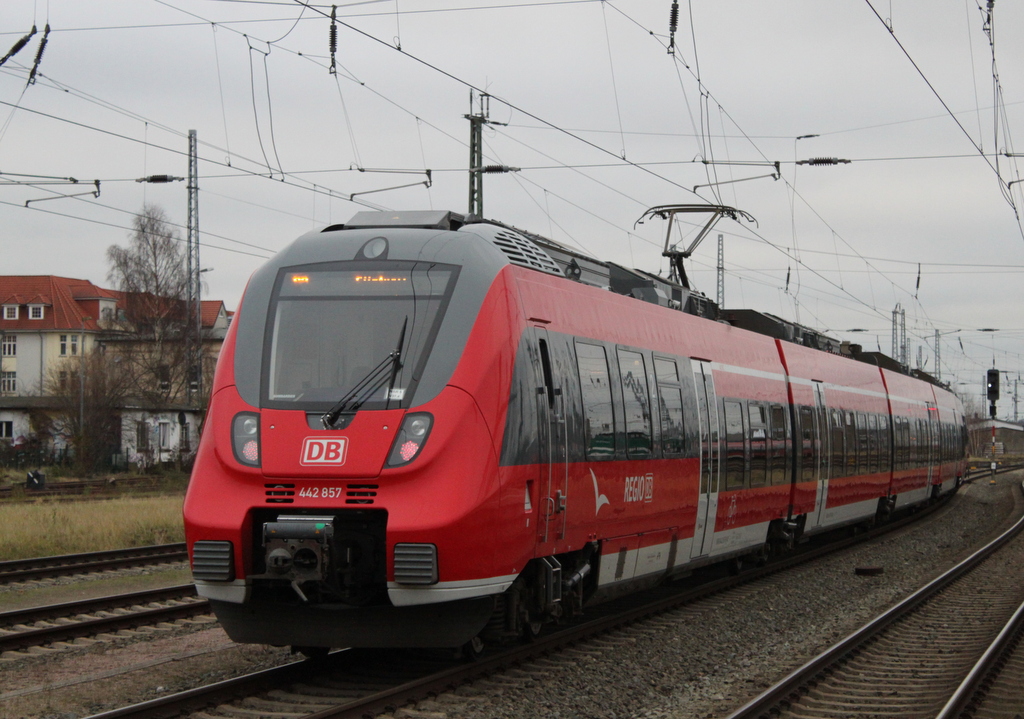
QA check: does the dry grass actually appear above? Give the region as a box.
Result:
[0,495,185,561]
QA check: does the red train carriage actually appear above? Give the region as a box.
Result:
[183,210,967,652]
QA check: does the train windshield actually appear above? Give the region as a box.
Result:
[264,262,458,409]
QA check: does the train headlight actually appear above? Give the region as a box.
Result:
[232,412,261,467]
[386,412,433,467]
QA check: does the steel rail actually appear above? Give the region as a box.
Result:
[84,493,958,719]
[0,586,209,653]
[0,543,187,584]
[723,487,1024,719]
[965,462,1024,481]
[935,594,1024,719]
[0,583,197,626]
[84,657,317,719]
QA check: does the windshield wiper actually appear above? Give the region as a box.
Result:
[321,317,408,429]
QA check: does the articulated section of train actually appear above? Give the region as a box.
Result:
[183,210,967,651]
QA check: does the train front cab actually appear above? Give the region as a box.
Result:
[184,221,551,649]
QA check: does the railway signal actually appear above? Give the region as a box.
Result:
[987,368,1000,401]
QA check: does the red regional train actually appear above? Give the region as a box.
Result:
[183,209,968,654]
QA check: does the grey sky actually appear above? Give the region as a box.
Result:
[1,1,1022,415]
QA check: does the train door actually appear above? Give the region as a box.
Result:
[536,330,568,543]
[811,383,830,528]
[690,360,720,558]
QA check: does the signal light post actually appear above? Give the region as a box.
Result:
[987,368,1000,480]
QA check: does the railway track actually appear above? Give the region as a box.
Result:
[83,493,963,719]
[935,591,1024,718]
[0,543,188,585]
[965,461,1024,481]
[0,584,209,654]
[0,476,167,502]
[725,485,1024,719]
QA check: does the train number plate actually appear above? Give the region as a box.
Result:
[298,486,345,499]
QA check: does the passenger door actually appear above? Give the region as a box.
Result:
[690,361,720,558]
[811,382,830,528]
[536,330,568,543]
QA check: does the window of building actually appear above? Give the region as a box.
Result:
[28,305,43,320]
[0,421,12,438]
[617,349,652,458]
[2,306,17,320]
[58,371,68,390]
[136,422,150,451]
[158,421,171,450]
[60,335,68,356]
[724,400,746,490]
[70,334,79,356]
[1,334,14,357]
[157,364,171,392]
[576,342,615,459]
[0,371,16,393]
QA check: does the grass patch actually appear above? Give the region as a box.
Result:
[0,494,186,561]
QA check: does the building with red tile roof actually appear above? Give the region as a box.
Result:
[0,275,231,466]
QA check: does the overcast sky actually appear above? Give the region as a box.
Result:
[1,1,1023,416]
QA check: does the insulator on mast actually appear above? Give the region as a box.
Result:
[667,1,679,55]
[329,6,338,75]
[0,25,36,69]
[27,23,49,86]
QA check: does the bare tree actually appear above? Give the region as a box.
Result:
[45,352,131,474]
[106,205,191,404]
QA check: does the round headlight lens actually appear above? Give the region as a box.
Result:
[241,417,258,435]
[363,236,387,258]
[408,417,430,437]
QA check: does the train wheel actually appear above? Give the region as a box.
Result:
[459,635,485,661]
[522,614,543,642]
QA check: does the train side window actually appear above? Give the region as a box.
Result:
[769,404,787,485]
[724,400,746,490]
[654,358,685,456]
[845,411,857,475]
[830,408,845,478]
[617,349,652,458]
[902,418,912,469]
[867,414,879,473]
[748,403,767,487]
[855,413,869,474]
[893,417,904,470]
[879,415,890,470]
[798,406,815,481]
[576,342,615,460]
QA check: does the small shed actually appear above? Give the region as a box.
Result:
[970,419,1024,457]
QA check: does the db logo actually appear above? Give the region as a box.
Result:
[300,437,348,465]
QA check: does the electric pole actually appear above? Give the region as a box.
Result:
[465,91,513,218]
[186,129,201,406]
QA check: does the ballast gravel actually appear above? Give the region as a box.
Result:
[434,474,1023,719]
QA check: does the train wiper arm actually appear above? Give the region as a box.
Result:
[321,317,408,429]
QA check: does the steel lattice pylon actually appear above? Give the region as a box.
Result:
[186,130,201,406]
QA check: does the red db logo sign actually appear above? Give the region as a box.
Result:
[300,437,348,465]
